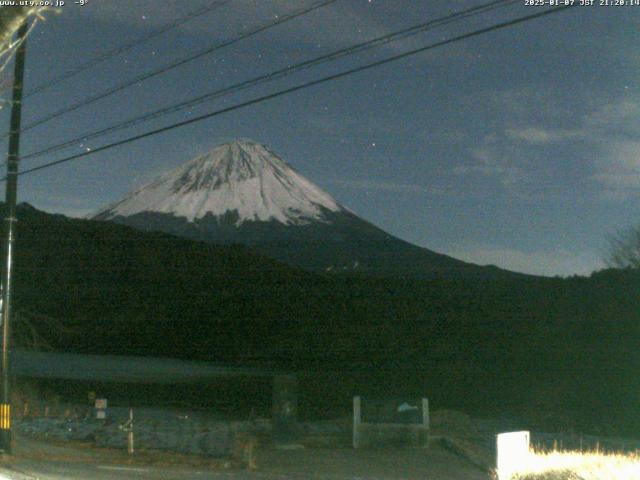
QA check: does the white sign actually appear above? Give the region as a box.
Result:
[496,431,530,480]
[96,410,106,420]
[95,398,107,409]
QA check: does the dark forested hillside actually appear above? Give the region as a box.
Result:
[6,204,640,435]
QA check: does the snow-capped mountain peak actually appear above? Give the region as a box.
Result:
[93,140,342,226]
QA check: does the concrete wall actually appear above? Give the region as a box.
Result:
[353,396,429,448]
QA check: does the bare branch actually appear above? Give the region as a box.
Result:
[605,225,640,269]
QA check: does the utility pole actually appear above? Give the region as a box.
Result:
[0,20,29,454]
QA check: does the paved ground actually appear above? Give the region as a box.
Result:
[0,435,490,480]
[256,446,490,480]
[2,461,237,480]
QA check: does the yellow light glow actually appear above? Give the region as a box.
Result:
[509,449,640,480]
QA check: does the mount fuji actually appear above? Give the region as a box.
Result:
[92,140,515,279]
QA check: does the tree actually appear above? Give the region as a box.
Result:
[0,6,50,81]
[606,225,640,269]
[0,7,37,49]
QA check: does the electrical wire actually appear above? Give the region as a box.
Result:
[21,0,520,163]
[5,5,575,181]
[11,0,340,136]
[24,0,231,98]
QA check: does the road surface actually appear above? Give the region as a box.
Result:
[0,435,490,479]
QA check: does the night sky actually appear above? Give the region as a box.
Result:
[0,0,637,276]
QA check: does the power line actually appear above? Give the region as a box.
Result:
[13,0,340,136]
[24,0,230,98]
[7,5,575,181]
[22,0,519,163]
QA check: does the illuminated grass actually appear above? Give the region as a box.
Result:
[509,449,640,480]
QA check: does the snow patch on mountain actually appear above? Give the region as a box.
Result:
[93,140,343,226]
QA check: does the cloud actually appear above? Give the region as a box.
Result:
[505,127,584,145]
[583,97,640,135]
[446,244,602,277]
[592,140,640,195]
[502,95,640,199]
[460,88,640,199]
[580,95,640,196]
[475,89,564,121]
[454,138,528,190]
[450,89,580,193]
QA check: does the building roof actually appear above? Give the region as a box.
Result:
[11,349,281,383]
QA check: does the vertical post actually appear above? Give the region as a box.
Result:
[422,398,429,430]
[352,396,361,449]
[127,408,134,455]
[272,374,299,448]
[421,397,430,448]
[0,20,29,455]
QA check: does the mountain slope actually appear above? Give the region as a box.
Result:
[94,140,342,226]
[93,140,523,279]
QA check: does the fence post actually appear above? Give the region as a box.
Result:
[422,398,429,429]
[353,396,361,449]
[272,374,300,448]
[127,408,134,455]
